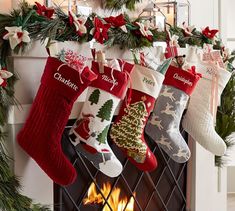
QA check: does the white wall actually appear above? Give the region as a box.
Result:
[0,0,12,13]
[190,0,218,28]
[227,0,235,39]
[228,167,235,193]
[226,0,235,51]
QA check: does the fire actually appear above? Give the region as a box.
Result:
[83,182,135,211]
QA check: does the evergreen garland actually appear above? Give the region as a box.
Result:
[216,58,235,167]
[0,1,234,210]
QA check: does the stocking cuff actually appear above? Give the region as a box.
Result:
[41,57,97,101]
[131,65,165,98]
[91,61,134,99]
[163,65,202,95]
[196,61,232,88]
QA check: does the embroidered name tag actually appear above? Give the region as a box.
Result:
[173,73,193,86]
[54,73,78,91]
[143,77,155,86]
[101,75,118,87]
[206,67,217,76]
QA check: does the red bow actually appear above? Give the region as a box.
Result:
[104,14,126,27]
[93,17,111,44]
[202,27,218,39]
[188,66,202,78]
[35,2,54,19]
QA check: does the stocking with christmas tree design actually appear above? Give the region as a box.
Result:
[110,63,168,172]
[111,100,148,163]
[88,89,100,105]
[68,60,134,177]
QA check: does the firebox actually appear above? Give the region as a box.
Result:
[54,119,187,211]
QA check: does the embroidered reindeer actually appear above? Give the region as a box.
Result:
[173,147,190,160]
[175,95,188,107]
[160,87,175,101]
[161,103,176,117]
[149,113,163,130]
[166,123,178,134]
[156,135,173,150]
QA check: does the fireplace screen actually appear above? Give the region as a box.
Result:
[54,119,187,211]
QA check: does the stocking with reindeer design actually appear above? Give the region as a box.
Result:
[68,60,134,177]
[145,65,201,163]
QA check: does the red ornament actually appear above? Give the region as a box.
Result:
[104,14,126,27]
[93,17,111,44]
[35,2,54,19]
[202,26,219,39]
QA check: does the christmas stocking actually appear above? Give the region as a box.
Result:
[69,60,134,177]
[145,65,201,163]
[182,61,232,155]
[110,64,166,172]
[17,57,97,186]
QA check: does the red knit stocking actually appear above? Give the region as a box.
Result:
[17,57,97,186]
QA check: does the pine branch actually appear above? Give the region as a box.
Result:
[216,74,235,167]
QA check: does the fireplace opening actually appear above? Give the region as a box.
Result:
[54,119,187,211]
[83,182,135,211]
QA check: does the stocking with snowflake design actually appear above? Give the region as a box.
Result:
[110,64,166,172]
[182,61,232,155]
[68,60,134,177]
[17,57,97,186]
[145,65,201,163]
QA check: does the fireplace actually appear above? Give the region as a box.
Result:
[54,119,187,211]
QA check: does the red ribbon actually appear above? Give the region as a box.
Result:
[187,66,202,78]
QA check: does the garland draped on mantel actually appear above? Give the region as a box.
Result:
[0,1,234,210]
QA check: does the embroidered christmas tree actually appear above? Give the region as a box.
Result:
[88,89,100,105]
[97,99,113,122]
[110,101,148,163]
[97,125,110,144]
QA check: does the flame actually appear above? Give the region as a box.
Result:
[83,182,135,211]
